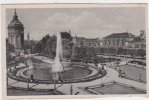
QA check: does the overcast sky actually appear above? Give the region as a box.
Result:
[6,7,146,40]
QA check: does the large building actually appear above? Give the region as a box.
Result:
[102,32,134,48]
[73,36,101,48]
[7,9,24,55]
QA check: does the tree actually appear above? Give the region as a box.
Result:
[97,47,105,54]
[60,32,73,59]
[77,47,87,59]
[61,32,72,40]
[32,41,43,54]
[128,49,136,58]
[117,47,124,55]
[30,40,37,53]
[86,47,96,59]
[44,35,56,58]
[32,32,74,60]
[94,56,99,66]
[6,39,15,63]
[137,49,146,57]
[108,47,117,55]
[63,40,73,59]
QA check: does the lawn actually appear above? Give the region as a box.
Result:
[120,65,146,83]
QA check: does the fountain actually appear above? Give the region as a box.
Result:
[52,33,64,82]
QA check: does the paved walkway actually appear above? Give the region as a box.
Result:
[8,56,146,95]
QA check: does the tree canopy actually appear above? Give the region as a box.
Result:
[32,31,73,59]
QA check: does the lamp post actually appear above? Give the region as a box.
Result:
[52,72,59,90]
[26,63,33,89]
[139,73,142,82]
[14,57,17,69]
[138,67,142,82]
[70,83,73,95]
[53,72,57,90]
[54,79,56,90]
[7,73,9,86]
[26,52,33,89]
[100,78,102,86]
[27,77,30,89]
[26,66,30,89]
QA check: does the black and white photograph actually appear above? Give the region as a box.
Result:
[2,4,147,97]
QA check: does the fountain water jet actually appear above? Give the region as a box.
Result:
[52,32,63,81]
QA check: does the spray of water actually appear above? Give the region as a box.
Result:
[52,32,63,72]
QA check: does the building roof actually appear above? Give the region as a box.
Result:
[74,37,99,42]
[104,32,134,39]
[8,9,24,28]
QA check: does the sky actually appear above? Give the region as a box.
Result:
[6,7,146,40]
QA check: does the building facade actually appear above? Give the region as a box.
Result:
[102,32,134,48]
[7,9,24,55]
[73,36,101,48]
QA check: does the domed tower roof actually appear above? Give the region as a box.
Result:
[8,9,24,28]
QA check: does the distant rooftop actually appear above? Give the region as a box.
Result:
[74,37,100,42]
[104,32,135,38]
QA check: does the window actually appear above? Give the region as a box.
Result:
[122,40,124,45]
[113,39,114,45]
[117,39,119,45]
[108,40,110,45]
[105,40,107,45]
[89,42,91,46]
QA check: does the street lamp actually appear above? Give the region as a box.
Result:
[52,72,58,89]
[139,73,142,82]
[26,62,33,89]
[27,77,30,89]
[100,77,103,86]
[138,67,142,82]
[26,52,33,89]
[70,83,73,95]
[7,72,9,86]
